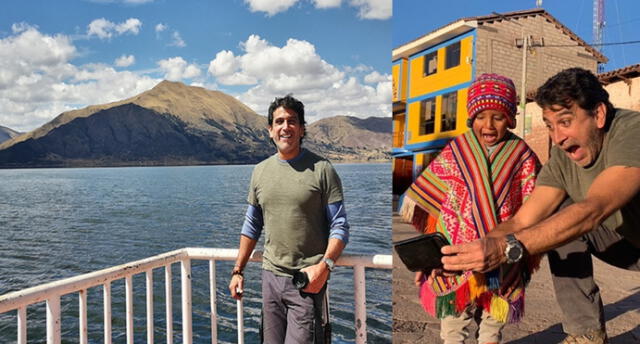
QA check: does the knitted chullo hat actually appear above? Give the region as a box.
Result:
[466,73,518,129]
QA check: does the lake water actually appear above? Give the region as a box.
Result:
[0,163,391,343]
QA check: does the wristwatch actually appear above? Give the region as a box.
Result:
[504,234,524,264]
[322,257,335,271]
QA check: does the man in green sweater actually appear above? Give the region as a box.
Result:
[441,68,640,344]
[229,95,349,343]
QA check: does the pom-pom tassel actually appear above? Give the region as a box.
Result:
[419,279,437,317]
[436,292,457,319]
[486,269,500,290]
[507,292,525,324]
[455,282,470,312]
[490,295,509,323]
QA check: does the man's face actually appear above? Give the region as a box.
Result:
[472,109,510,149]
[268,106,304,160]
[542,102,606,168]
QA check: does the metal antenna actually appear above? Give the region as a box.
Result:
[594,0,606,72]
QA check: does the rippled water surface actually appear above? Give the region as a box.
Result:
[0,163,391,343]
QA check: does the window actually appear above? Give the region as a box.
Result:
[441,92,457,132]
[445,42,461,69]
[423,51,437,76]
[419,98,436,135]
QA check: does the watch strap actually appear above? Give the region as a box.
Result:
[322,257,335,271]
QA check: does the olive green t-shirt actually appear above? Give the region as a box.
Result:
[537,108,640,247]
[248,149,344,276]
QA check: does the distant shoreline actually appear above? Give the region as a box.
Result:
[0,158,391,170]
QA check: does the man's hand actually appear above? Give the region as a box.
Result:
[441,236,507,272]
[300,262,330,294]
[229,274,244,300]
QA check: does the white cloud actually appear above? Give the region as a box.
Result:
[87,17,142,39]
[244,0,298,16]
[170,31,186,47]
[155,23,167,33]
[87,18,114,39]
[115,18,142,35]
[364,70,389,84]
[0,25,159,132]
[209,35,343,89]
[244,0,390,19]
[208,50,239,77]
[349,0,391,20]
[115,54,135,67]
[314,0,341,8]
[11,22,36,33]
[158,57,201,81]
[208,35,389,122]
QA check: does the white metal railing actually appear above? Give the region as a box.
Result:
[0,247,392,344]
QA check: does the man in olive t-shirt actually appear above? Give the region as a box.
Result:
[228,95,349,343]
[440,68,640,344]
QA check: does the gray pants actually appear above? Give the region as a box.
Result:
[548,224,640,335]
[440,306,504,344]
[261,269,328,344]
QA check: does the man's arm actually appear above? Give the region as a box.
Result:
[301,238,346,294]
[488,185,567,237]
[442,184,566,272]
[229,205,263,300]
[443,166,640,272]
[301,201,349,294]
[517,166,640,254]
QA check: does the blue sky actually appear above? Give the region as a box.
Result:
[394,0,640,73]
[1,0,391,132]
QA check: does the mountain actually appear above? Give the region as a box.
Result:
[305,116,391,162]
[0,126,21,145]
[0,81,390,168]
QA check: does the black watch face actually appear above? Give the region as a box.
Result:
[508,246,522,260]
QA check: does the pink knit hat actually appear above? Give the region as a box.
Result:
[466,73,517,128]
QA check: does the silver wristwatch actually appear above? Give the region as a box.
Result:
[322,257,335,271]
[504,234,524,264]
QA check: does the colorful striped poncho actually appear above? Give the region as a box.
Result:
[400,130,540,323]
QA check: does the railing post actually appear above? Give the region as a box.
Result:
[209,260,217,343]
[79,289,88,344]
[17,306,27,344]
[165,264,173,344]
[353,264,367,344]
[125,275,134,344]
[46,295,61,344]
[237,298,244,344]
[181,259,193,344]
[104,281,112,344]
[146,269,154,344]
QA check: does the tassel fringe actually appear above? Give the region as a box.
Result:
[436,292,457,318]
[489,295,509,323]
[486,269,500,290]
[399,196,417,224]
[468,273,487,300]
[454,281,470,312]
[507,292,525,323]
[419,279,436,317]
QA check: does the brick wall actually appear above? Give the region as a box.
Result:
[475,15,598,95]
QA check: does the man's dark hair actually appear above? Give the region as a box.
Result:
[268,94,306,127]
[535,67,615,128]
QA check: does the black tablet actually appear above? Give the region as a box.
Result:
[393,232,450,272]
